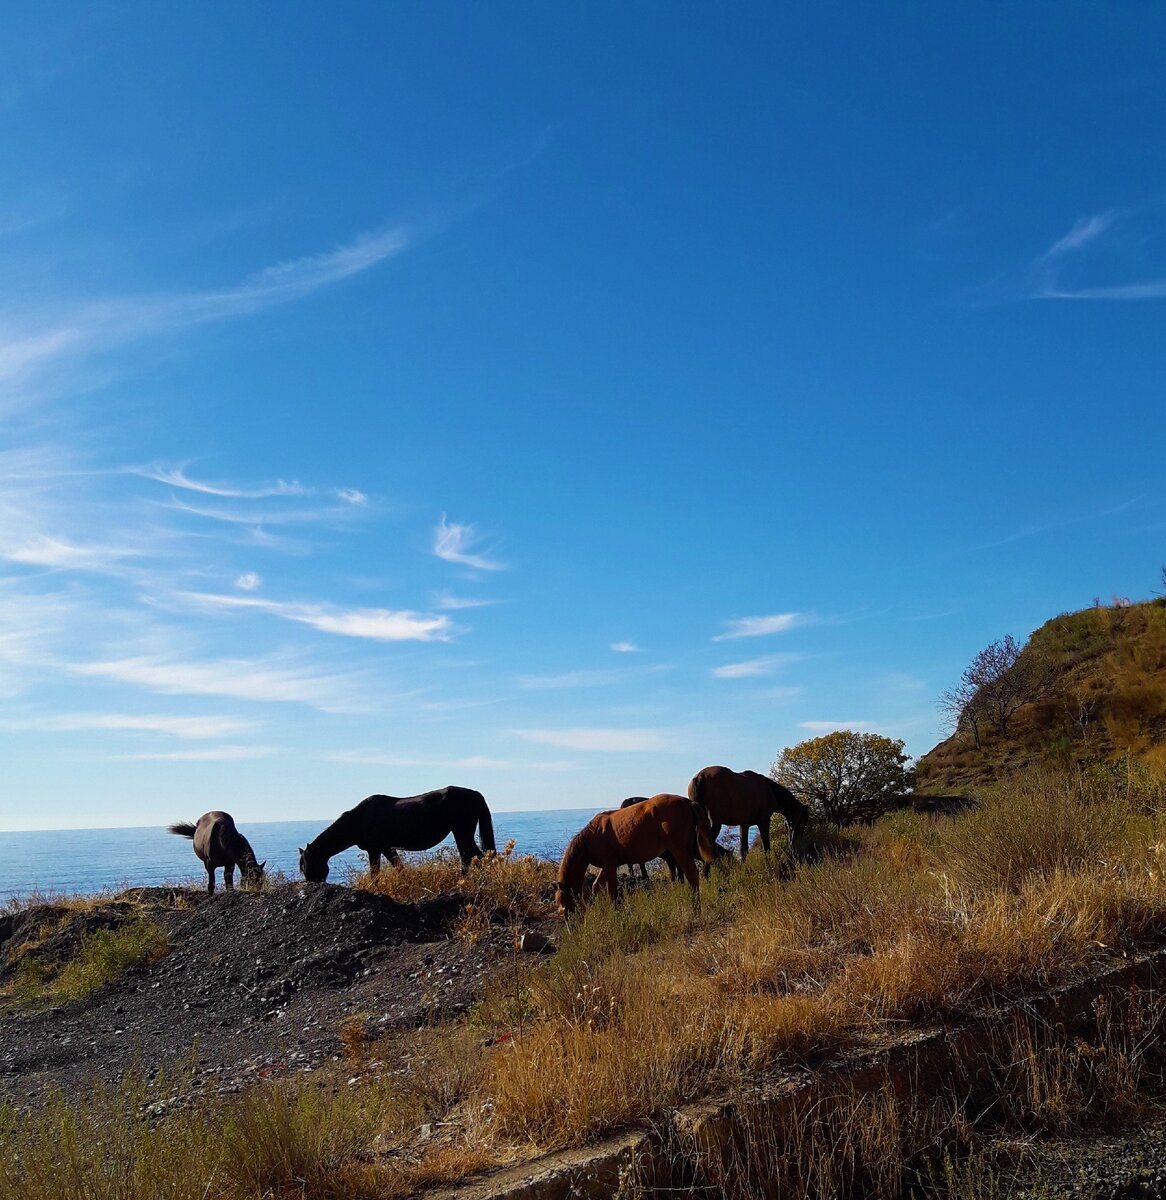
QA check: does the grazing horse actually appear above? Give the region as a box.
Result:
[688,765,809,865]
[556,793,717,916]
[618,795,735,881]
[298,787,495,883]
[168,811,266,895]
[618,796,660,881]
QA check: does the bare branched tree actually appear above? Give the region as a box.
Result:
[939,678,982,749]
[943,633,1056,744]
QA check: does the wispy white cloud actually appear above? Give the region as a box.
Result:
[432,591,497,611]
[135,465,308,499]
[111,745,276,761]
[136,465,369,507]
[1039,279,1166,301]
[68,654,362,709]
[510,727,670,751]
[326,749,573,771]
[711,654,798,680]
[713,613,801,641]
[5,534,140,572]
[0,225,411,392]
[0,713,258,739]
[517,668,629,689]
[175,590,453,642]
[160,496,361,528]
[433,514,507,572]
[235,572,262,592]
[1043,210,1118,259]
[1027,207,1166,302]
[798,720,878,733]
[610,641,640,653]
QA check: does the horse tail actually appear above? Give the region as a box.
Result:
[475,792,496,854]
[688,769,708,809]
[690,801,717,865]
[168,822,196,839]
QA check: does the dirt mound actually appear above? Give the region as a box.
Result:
[0,881,549,1108]
[152,883,463,1002]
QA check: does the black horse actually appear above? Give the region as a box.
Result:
[298,787,495,882]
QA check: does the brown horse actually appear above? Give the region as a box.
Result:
[688,765,808,864]
[556,793,717,915]
[168,811,266,895]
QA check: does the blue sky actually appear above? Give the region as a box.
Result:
[1,4,1163,830]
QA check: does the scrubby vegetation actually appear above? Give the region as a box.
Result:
[923,598,1166,790]
[6,762,1166,1198]
[1,901,168,1010]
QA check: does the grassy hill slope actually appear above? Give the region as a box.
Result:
[917,598,1166,792]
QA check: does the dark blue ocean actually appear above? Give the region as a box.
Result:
[0,808,597,903]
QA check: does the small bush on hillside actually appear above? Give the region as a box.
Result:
[773,730,913,825]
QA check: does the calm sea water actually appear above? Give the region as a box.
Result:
[0,808,598,903]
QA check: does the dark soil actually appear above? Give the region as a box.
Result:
[0,883,555,1110]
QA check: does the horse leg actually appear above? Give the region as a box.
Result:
[205,864,216,895]
[368,850,381,877]
[638,863,650,882]
[454,828,482,870]
[224,863,235,891]
[662,849,680,881]
[739,825,750,862]
[704,822,723,879]
[676,850,701,896]
[596,866,619,903]
[386,848,402,868]
[758,820,772,855]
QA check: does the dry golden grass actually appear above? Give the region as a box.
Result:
[353,840,557,924]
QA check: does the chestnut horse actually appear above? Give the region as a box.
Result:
[299,787,494,883]
[618,795,735,880]
[168,811,266,895]
[556,793,717,915]
[688,765,808,865]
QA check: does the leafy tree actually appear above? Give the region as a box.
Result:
[772,730,913,825]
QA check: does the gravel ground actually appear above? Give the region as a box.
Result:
[0,882,553,1111]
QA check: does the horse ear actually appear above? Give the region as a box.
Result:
[259,860,267,871]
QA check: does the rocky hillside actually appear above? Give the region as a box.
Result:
[917,598,1166,792]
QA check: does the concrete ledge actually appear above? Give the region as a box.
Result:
[429,946,1166,1199]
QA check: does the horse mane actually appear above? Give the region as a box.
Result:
[767,778,809,837]
[557,828,591,894]
[308,807,357,856]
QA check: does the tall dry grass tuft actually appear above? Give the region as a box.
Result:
[937,767,1145,894]
[219,1080,389,1199]
[355,843,557,924]
[0,1075,219,1200]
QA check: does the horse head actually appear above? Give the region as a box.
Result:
[299,843,329,883]
[244,859,267,890]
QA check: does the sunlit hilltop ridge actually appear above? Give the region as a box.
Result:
[918,597,1166,792]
